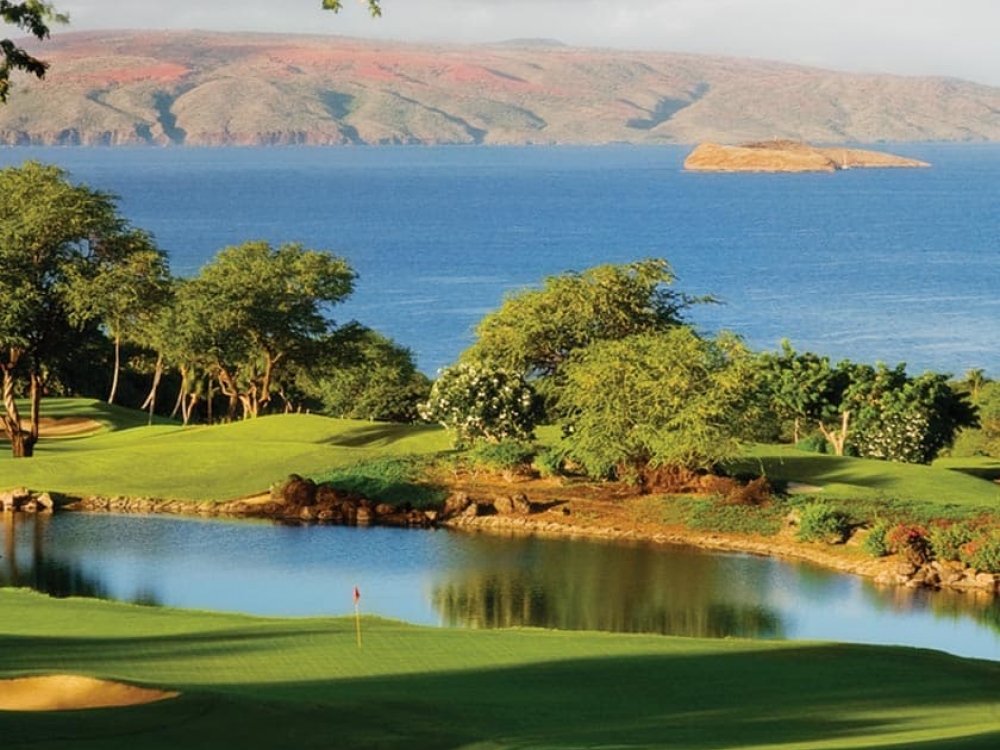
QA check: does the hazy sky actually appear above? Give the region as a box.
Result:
[55,0,1000,86]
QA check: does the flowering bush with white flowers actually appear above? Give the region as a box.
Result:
[419,363,540,447]
[852,410,934,464]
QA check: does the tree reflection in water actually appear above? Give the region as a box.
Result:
[431,534,785,638]
[1,513,115,602]
[3,514,998,655]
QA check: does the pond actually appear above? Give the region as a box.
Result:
[3,512,999,661]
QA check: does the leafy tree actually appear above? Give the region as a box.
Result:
[129,277,210,425]
[558,329,757,484]
[956,380,1000,456]
[174,241,355,420]
[845,364,977,464]
[755,340,845,446]
[322,0,381,16]
[420,363,540,447]
[61,228,171,404]
[295,323,430,422]
[463,259,710,412]
[758,342,976,463]
[0,1,66,102]
[0,160,148,456]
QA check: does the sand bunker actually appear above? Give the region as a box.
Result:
[0,417,103,441]
[34,417,103,437]
[0,675,179,711]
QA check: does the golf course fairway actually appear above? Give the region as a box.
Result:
[2,589,999,749]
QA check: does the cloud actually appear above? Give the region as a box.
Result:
[50,0,1000,85]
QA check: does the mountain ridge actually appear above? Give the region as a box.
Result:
[2,30,999,146]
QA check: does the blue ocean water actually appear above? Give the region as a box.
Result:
[1,144,997,376]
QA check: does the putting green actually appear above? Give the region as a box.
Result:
[2,590,999,749]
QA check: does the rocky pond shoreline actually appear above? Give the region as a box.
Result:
[3,480,998,597]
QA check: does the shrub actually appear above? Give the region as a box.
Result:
[928,521,976,562]
[533,445,568,478]
[796,502,851,544]
[468,439,536,474]
[959,529,1000,573]
[420,363,540,447]
[884,523,932,565]
[687,498,784,536]
[795,433,829,454]
[722,476,773,506]
[862,519,892,558]
[312,456,445,509]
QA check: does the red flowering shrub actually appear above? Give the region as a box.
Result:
[885,523,932,565]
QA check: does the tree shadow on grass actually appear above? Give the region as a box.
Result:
[4,629,1000,749]
[320,423,443,448]
[945,465,1000,482]
[746,452,928,493]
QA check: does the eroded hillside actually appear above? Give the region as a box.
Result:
[3,31,1000,146]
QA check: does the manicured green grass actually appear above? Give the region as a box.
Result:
[6,398,1000,513]
[2,589,999,749]
[0,399,451,501]
[735,444,1000,508]
[935,455,1000,482]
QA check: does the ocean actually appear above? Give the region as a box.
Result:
[1,143,997,377]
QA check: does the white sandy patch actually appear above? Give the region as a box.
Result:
[0,675,179,711]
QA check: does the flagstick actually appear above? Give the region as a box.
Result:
[353,586,362,648]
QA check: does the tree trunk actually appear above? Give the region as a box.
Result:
[818,411,850,457]
[141,352,164,426]
[1,365,32,458]
[1,365,18,433]
[171,384,184,420]
[207,379,214,424]
[108,333,122,404]
[27,371,40,453]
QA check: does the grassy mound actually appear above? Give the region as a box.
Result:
[0,399,451,501]
[3,398,999,512]
[736,444,1000,508]
[2,589,999,749]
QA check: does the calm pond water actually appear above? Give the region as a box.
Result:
[3,512,999,661]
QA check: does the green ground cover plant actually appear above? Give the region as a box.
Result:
[685,497,786,536]
[311,455,447,509]
[795,501,852,543]
[3,589,1000,750]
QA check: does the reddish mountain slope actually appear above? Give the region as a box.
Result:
[2,31,999,146]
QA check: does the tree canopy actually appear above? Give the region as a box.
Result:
[465,259,706,377]
[294,323,430,422]
[171,241,356,420]
[322,0,381,16]
[558,329,757,483]
[0,160,153,455]
[462,259,712,421]
[0,1,66,102]
[756,341,977,463]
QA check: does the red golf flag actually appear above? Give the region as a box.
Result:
[353,585,361,605]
